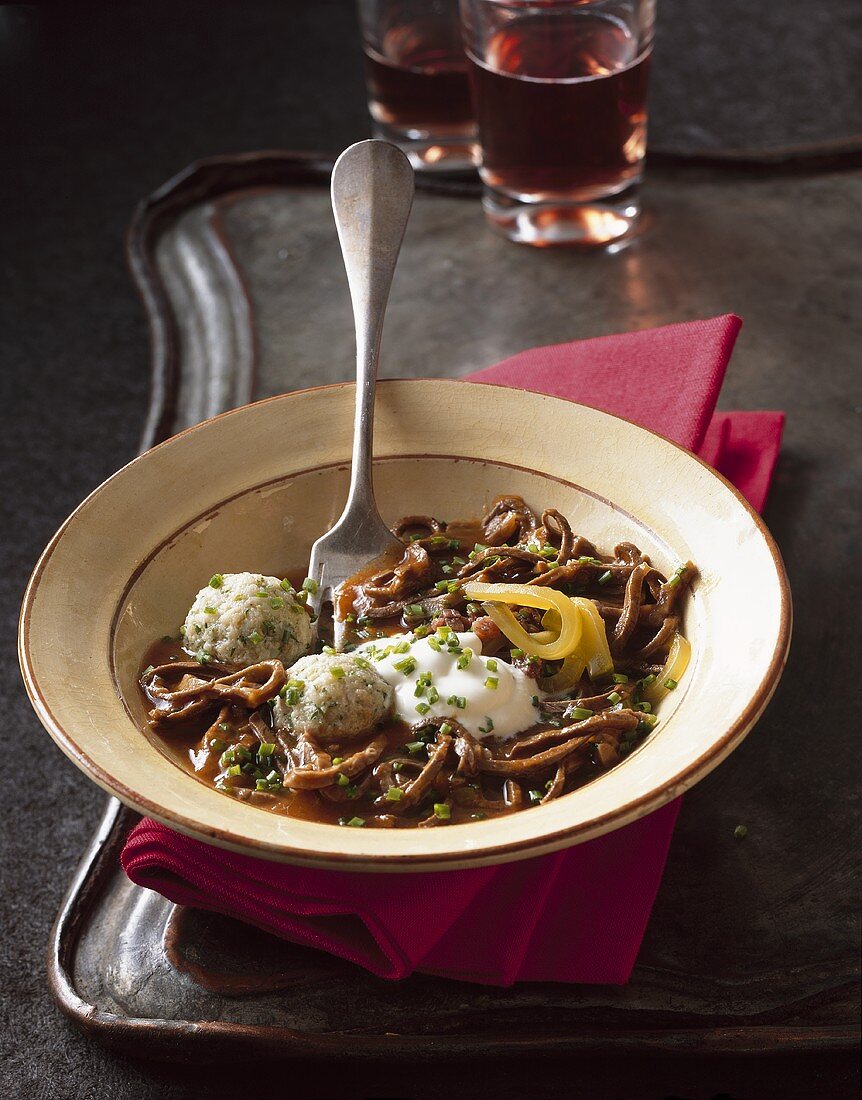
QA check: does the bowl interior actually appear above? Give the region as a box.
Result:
[21,380,790,870]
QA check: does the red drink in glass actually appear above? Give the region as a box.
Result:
[364,36,474,133]
[358,1,477,171]
[461,0,655,246]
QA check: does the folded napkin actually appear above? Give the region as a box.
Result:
[122,314,784,986]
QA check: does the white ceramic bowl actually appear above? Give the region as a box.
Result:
[19,380,791,871]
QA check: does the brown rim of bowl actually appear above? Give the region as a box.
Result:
[19,379,792,870]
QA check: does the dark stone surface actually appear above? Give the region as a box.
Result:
[1,3,860,1098]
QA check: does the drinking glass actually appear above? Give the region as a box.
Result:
[460,0,655,245]
[357,0,478,171]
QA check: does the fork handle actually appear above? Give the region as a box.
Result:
[331,140,415,532]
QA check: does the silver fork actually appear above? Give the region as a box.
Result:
[306,140,415,641]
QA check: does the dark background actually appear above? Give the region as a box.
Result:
[1,3,859,1098]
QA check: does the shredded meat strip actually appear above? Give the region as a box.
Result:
[145,660,286,723]
[612,560,654,654]
[362,541,434,600]
[377,732,453,812]
[539,508,575,564]
[391,515,445,539]
[509,709,639,757]
[282,733,388,790]
[482,495,538,546]
[630,615,680,660]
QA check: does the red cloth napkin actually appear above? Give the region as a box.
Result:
[122,315,784,986]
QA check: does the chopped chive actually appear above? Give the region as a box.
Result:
[415,702,431,715]
[597,570,613,586]
[607,691,622,705]
[322,645,336,656]
[511,648,525,659]
[386,787,404,802]
[405,741,426,754]
[446,695,467,710]
[638,714,658,732]
[426,686,440,705]
[209,737,228,753]
[433,803,451,820]
[427,637,442,652]
[667,564,687,589]
[448,539,460,550]
[453,556,467,566]
[636,701,652,713]
[302,577,318,594]
[528,790,543,805]
[336,773,350,787]
[664,678,679,690]
[269,597,284,610]
[639,673,656,687]
[227,764,242,777]
[456,650,472,670]
[330,666,346,679]
[568,706,593,720]
[393,656,417,676]
[345,816,365,827]
[405,604,424,617]
[578,556,603,566]
[208,573,224,589]
[393,640,411,654]
[442,564,453,575]
[258,742,276,757]
[478,716,494,734]
[612,672,629,683]
[353,656,371,670]
[392,761,404,773]
[280,578,292,591]
[486,658,498,672]
[439,722,453,735]
[733,824,748,840]
[531,694,540,707]
[246,630,262,646]
[203,606,217,615]
[414,681,427,698]
[331,756,343,766]
[484,676,499,690]
[434,580,449,591]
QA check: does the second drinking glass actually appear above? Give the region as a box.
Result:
[357,0,478,171]
[460,0,655,246]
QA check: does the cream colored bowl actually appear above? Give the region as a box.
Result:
[19,380,791,871]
